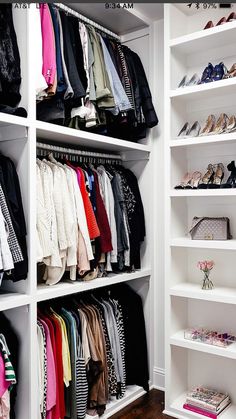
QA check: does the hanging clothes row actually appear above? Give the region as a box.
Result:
[37,283,149,419]
[35,3,158,142]
[37,145,145,286]
[0,312,19,419]
[0,153,28,285]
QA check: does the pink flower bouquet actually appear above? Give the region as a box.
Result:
[197,260,214,290]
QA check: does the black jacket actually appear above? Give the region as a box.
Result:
[122,45,158,128]
[60,11,86,108]
[0,5,21,107]
[112,284,149,392]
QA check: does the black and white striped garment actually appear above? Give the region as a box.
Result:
[75,356,88,419]
[37,321,47,419]
[111,299,126,399]
[117,44,135,110]
[96,304,117,397]
[0,184,23,264]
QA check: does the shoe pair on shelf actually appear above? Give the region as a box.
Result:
[178,62,236,89]
[178,113,236,138]
[175,161,236,189]
[178,73,200,88]
[175,163,225,189]
[204,12,236,29]
[200,62,228,83]
[201,62,236,83]
[178,121,201,137]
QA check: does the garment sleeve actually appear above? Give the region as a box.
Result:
[133,52,158,128]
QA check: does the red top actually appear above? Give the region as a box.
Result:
[67,161,100,240]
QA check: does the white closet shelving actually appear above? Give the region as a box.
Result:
[165,3,236,419]
[0,3,163,419]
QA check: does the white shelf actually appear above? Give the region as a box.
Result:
[36,120,151,155]
[170,22,236,54]
[170,330,236,360]
[170,132,236,148]
[170,283,236,305]
[167,392,235,419]
[86,385,146,419]
[36,269,151,302]
[170,189,236,197]
[170,78,236,101]
[0,292,30,311]
[0,112,30,128]
[170,237,236,250]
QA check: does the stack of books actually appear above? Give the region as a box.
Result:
[183,386,231,418]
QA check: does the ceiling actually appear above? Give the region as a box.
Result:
[67,3,164,35]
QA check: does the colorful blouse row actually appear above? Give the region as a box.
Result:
[36,155,145,285]
[37,284,149,419]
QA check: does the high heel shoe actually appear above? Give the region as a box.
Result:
[223,63,236,79]
[221,161,236,188]
[186,73,200,86]
[175,172,192,189]
[216,16,227,26]
[178,74,200,88]
[185,171,202,189]
[204,20,214,30]
[188,121,201,137]
[177,122,190,137]
[200,63,214,83]
[198,164,215,188]
[211,62,228,81]
[225,115,236,133]
[226,12,236,22]
[200,114,216,136]
[208,163,224,188]
[178,75,188,88]
[211,113,229,135]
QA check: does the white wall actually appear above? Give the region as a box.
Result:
[152,18,165,390]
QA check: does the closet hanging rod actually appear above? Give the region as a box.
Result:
[54,3,121,41]
[36,142,122,160]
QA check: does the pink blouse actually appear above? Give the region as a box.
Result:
[40,4,56,86]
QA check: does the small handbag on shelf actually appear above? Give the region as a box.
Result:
[189,217,232,240]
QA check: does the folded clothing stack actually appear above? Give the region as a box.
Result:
[183,387,231,418]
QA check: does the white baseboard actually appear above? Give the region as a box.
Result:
[153,367,165,391]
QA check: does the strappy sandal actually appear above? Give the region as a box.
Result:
[185,171,202,189]
[208,163,224,188]
[221,161,236,188]
[198,164,214,189]
[174,172,192,189]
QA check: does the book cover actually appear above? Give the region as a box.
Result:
[183,403,218,419]
[183,402,231,418]
[186,396,230,413]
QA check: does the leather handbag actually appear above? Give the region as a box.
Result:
[189,217,232,240]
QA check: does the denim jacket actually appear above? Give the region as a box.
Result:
[99,35,131,115]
